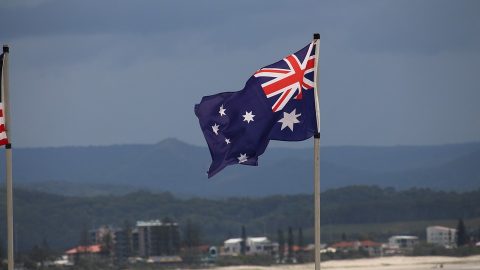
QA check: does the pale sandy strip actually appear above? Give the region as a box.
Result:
[195,255,480,270]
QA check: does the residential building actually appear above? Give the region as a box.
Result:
[247,237,277,255]
[223,238,242,255]
[89,225,116,245]
[388,235,419,250]
[426,226,457,247]
[65,244,102,263]
[330,240,383,257]
[114,229,132,261]
[223,237,277,256]
[136,220,180,258]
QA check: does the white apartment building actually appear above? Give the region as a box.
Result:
[426,226,457,247]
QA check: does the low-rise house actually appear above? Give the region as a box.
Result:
[388,235,419,250]
[247,237,276,255]
[223,238,242,255]
[426,226,457,248]
[223,237,277,256]
[330,240,383,257]
[65,244,102,263]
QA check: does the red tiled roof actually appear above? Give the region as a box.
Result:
[360,240,382,247]
[331,240,382,249]
[65,244,102,255]
[331,241,355,248]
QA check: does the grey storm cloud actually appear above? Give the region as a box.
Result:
[0,0,479,147]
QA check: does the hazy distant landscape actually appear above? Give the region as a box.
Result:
[0,139,478,253]
[2,184,479,252]
[5,138,480,197]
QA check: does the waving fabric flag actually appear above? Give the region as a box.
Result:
[195,41,318,177]
[0,53,9,146]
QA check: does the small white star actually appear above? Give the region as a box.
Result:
[242,111,255,123]
[225,138,231,144]
[219,104,226,116]
[278,109,301,131]
[212,123,220,135]
[237,153,248,163]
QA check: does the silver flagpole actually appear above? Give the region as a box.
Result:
[2,45,14,270]
[312,33,321,270]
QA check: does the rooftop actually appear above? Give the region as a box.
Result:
[225,238,242,244]
[427,226,456,231]
[136,220,178,227]
[224,237,270,244]
[65,244,102,255]
[389,235,419,240]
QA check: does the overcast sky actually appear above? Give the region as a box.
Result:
[1,0,479,148]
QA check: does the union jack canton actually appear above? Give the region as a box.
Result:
[195,41,318,178]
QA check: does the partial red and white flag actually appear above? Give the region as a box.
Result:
[0,53,9,146]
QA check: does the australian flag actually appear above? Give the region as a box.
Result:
[195,41,318,177]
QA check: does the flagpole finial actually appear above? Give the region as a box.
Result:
[313,33,320,40]
[2,45,9,53]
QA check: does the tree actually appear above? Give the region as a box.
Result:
[341,232,347,241]
[172,224,181,254]
[477,225,480,242]
[183,219,201,248]
[182,219,202,265]
[79,223,90,246]
[456,218,468,247]
[123,220,133,257]
[278,229,285,262]
[240,225,247,255]
[30,239,52,270]
[297,227,304,263]
[287,227,294,263]
[100,232,114,257]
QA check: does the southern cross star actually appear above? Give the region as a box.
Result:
[219,104,226,116]
[278,109,301,131]
[237,153,248,163]
[212,123,220,135]
[242,111,255,123]
[225,138,231,144]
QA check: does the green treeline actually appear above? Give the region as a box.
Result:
[0,185,479,252]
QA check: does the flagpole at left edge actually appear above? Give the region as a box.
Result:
[312,33,321,270]
[3,44,14,270]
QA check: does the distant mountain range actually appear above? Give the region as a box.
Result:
[3,138,480,197]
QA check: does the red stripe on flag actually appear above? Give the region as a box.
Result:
[0,138,8,146]
[0,124,5,133]
[306,58,315,70]
[255,68,289,75]
[272,89,291,112]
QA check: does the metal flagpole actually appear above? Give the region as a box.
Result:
[312,33,321,270]
[2,45,14,270]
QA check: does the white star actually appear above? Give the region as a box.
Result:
[237,153,248,163]
[278,109,301,131]
[219,104,226,116]
[225,138,231,144]
[242,111,255,123]
[212,123,220,135]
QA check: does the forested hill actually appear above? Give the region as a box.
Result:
[2,186,479,252]
[4,139,480,197]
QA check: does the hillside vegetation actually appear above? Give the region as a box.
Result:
[1,186,479,252]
